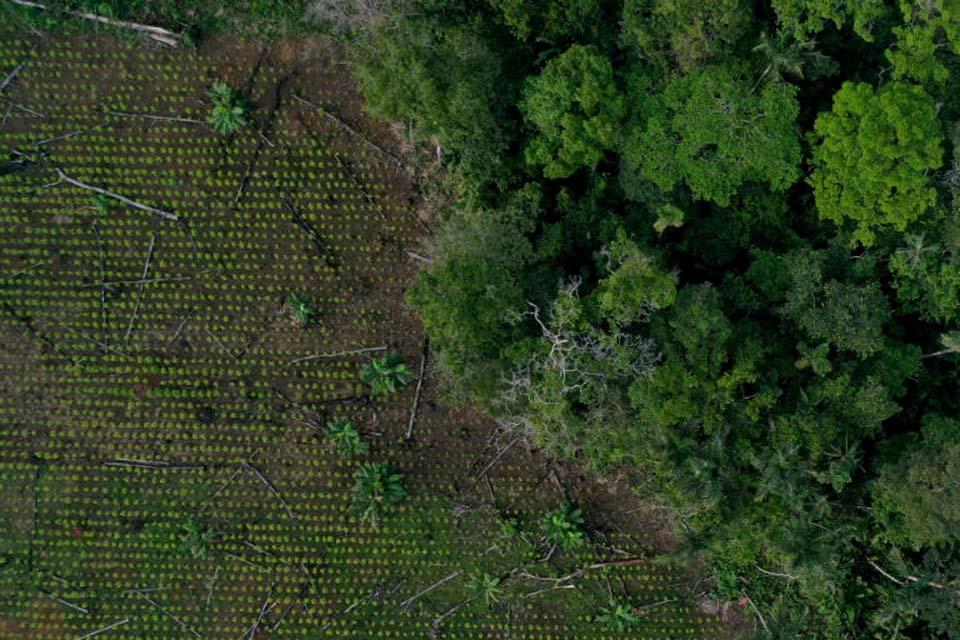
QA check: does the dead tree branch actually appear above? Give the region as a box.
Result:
[55,168,179,222]
[293,94,401,166]
[0,51,31,95]
[8,0,182,46]
[0,95,45,118]
[74,619,129,640]
[405,338,428,440]
[42,592,89,614]
[132,590,201,637]
[470,437,521,490]
[334,152,385,220]
[289,345,386,364]
[243,461,296,520]
[242,583,275,640]
[431,594,479,630]
[81,275,192,288]
[283,198,337,267]
[868,558,960,595]
[124,233,156,343]
[104,110,203,124]
[399,569,463,610]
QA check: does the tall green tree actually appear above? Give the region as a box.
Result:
[521,44,625,179]
[624,65,801,206]
[809,81,944,246]
[770,0,891,41]
[620,0,752,73]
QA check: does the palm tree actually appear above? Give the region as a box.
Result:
[896,233,939,268]
[207,80,249,136]
[360,353,412,395]
[752,32,833,91]
[465,572,503,608]
[287,291,314,326]
[350,461,406,527]
[326,417,369,457]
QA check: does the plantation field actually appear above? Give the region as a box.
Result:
[0,28,728,639]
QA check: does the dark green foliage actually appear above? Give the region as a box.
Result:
[752,32,837,87]
[890,234,960,323]
[620,0,751,73]
[178,517,215,559]
[360,354,412,395]
[406,189,536,399]
[352,1,518,190]
[487,0,616,44]
[521,44,625,178]
[287,291,314,326]
[352,1,960,636]
[875,415,960,549]
[624,65,801,206]
[770,0,891,41]
[350,461,406,528]
[781,250,891,358]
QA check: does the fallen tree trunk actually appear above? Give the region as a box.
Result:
[55,168,179,222]
[8,0,182,46]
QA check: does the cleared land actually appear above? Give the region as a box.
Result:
[0,29,728,639]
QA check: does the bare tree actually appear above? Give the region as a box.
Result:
[494,278,660,456]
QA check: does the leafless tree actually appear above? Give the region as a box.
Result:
[494,278,660,455]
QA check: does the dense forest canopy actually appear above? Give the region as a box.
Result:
[350,0,960,637]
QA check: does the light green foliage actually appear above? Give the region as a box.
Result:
[653,203,684,234]
[771,0,890,41]
[810,81,943,246]
[941,331,960,353]
[595,600,642,631]
[595,232,677,325]
[542,503,585,550]
[178,517,215,559]
[886,0,960,87]
[626,65,801,206]
[890,234,960,323]
[620,0,751,72]
[876,415,960,549]
[794,341,832,376]
[465,572,503,607]
[521,44,625,179]
[287,291,314,326]
[360,353,412,395]
[326,417,369,457]
[207,80,248,136]
[350,461,406,528]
